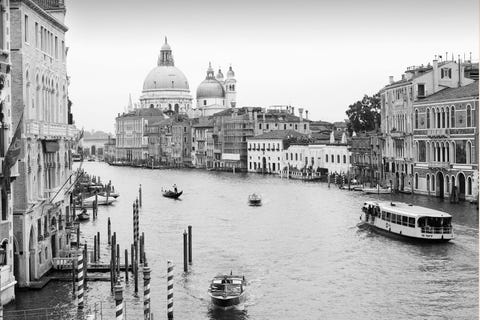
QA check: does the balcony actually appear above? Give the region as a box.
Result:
[428,162,451,170]
[26,120,78,139]
[427,128,450,138]
[390,129,405,139]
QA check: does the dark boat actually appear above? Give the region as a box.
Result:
[248,193,262,206]
[162,190,183,199]
[77,210,90,221]
[208,274,246,309]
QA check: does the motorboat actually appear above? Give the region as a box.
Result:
[362,184,391,194]
[359,201,454,242]
[82,195,116,207]
[162,189,183,199]
[208,274,247,309]
[248,193,262,206]
[99,191,120,199]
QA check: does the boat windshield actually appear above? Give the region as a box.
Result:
[210,282,242,296]
[417,216,452,234]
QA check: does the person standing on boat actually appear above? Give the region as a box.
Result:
[173,184,178,193]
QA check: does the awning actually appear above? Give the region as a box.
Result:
[43,140,59,153]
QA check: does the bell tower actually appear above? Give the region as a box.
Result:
[224,65,237,108]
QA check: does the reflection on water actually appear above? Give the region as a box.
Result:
[6,163,478,319]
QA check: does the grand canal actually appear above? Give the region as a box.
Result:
[6,162,479,319]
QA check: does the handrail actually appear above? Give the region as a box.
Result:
[421,226,452,234]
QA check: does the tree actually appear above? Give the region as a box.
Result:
[345,94,381,134]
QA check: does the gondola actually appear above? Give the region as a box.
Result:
[248,193,262,206]
[76,210,90,221]
[162,190,183,199]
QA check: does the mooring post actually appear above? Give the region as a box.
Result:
[84,243,88,289]
[167,261,174,320]
[130,244,134,273]
[183,230,188,273]
[132,202,136,245]
[108,218,111,245]
[76,224,80,248]
[93,235,97,263]
[140,232,144,264]
[143,259,151,320]
[72,258,76,295]
[95,192,98,219]
[116,243,120,278]
[139,184,142,208]
[72,197,76,221]
[188,226,192,264]
[328,172,331,188]
[114,281,124,320]
[134,254,139,295]
[97,231,100,260]
[77,252,84,309]
[125,249,129,282]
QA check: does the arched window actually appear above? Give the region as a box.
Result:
[446,107,450,127]
[466,105,472,127]
[441,108,445,128]
[331,155,334,162]
[426,174,430,191]
[437,108,441,128]
[431,174,435,191]
[426,108,430,129]
[467,177,472,195]
[343,155,346,163]
[450,106,455,128]
[466,141,472,164]
[414,109,419,129]
[415,173,418,189]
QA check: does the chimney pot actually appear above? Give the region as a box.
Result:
[389,76,394,84]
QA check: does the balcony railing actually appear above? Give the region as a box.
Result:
[428,162,450,169]
[427,128,450,137]
[26,120,78,139]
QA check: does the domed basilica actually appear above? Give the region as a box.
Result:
[140,38,193,114]
[139,38,237,117]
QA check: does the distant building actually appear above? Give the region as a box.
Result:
[247,130,305,174]
[349,131,383,185]
[103,136,116,163]
[191,117,214,168]
[140,38,193,114]
[82,131,111,159]
[195,63,237,117]
[412,81,478,201]
[115,108,165,163]
[255,106,311,136]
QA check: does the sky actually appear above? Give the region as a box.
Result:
[64,0,479,133]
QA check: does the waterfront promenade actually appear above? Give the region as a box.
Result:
[6,162,479,319]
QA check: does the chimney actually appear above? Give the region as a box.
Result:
[305,110,309,120]
[433,59,439,93]
[401,74,406,81]
[458,57,463,87]
[389,76,394,84]
[291,107,295,115]
[298,108,304,121]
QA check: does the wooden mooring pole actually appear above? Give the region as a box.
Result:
[93,235,97,263]
[139,184,142,208]
[167,261,174,320]
[143,258,151,320]
[188,226,192,264]
[97,231,100,260]
[125,249,129,282]
[84,243,88,289]
[114,281,124,320]
[108,218,111,245]
[183,230,188,272]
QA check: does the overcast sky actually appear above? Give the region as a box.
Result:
[64,0,479,133]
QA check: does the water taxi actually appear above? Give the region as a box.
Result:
[362,185,391,194]
[359,201,454,242]
[208,274,247,309]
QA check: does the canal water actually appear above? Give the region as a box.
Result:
[6,162,479,319]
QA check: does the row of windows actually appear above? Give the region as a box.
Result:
[25,15,65,61]
[248,142,281,151]
[258,123,308,131]
[379,211,416,228]
[414,173,474,195]
[325,154,347,164]
[416,139,474,164]
[414,104,474,129]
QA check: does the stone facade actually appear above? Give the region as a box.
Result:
[10,0,77,287]
[412,81,479,201]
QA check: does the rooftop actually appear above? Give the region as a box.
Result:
[417,81,479,103]
[249,130,307,140]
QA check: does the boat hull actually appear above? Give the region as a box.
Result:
[210,293,246,308]
[248,200,261,206]
[360,222,452,242]
[163,191,183,199]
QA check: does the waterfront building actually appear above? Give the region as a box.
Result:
[115,108,164,163]
[10,0,78,287]
[211,108,255,171]
[247,130,306,174]
[0,0,15,304]
[140,38,193,114]
[380,58,475,192]
[254,106,311,136]
[81,130,110,160]
[412,81,479,201]
[195,63,237,117]
[191,117,213,168]
[171,116,191,166]
[103,136,116,163]
[349,131,383,185]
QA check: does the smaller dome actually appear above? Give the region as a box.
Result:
[196,79,225,99]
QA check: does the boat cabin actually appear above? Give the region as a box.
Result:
[210,276,244,296]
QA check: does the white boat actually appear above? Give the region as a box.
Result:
[248,193,262,206]
[82,195,116,207]
[340,183,364,191]
[362,184,391,194]
[359,201,454,242]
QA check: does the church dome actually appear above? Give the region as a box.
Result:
[196,79,225,99]
[197,62,225,99]
[143,66,189,91]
